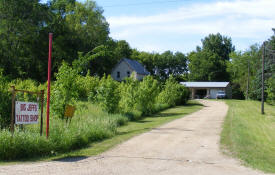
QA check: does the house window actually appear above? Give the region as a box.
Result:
[127,71,130,77]
[117,71,120,78]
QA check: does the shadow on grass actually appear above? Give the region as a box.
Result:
[153,113,185,117]
[184,102,205,107]
[53,156,88,162]
[134,120,152,123]
[117,128,151,136]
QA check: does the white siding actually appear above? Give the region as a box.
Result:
[111,61,136,81]
[210,89,219,99]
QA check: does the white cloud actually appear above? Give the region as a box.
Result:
[107,0,275,52]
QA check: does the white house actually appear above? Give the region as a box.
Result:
[180,82,232,99]
[111,58,150,81]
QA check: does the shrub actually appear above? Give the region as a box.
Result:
[95,75,120,113]
[177,85,190,105]
[157,76,189,107]
[266,76,275,105]
[0,102,128,160]
[76,72,100,101]
[52,62,79,119]
[118,78,139,114]
[135,76,160,115]
[9,79,40,102]
[0,71,11,129]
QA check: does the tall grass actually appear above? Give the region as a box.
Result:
[0,102,128,160]
[221,100,275,173]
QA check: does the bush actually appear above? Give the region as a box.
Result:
[76,72,100,101]
[118,76,160,118]
[177,85,190,105]
[95,75,120,113]
[158,76,189,107]
[118,78,139,115]
[0,102,128,160]
[266,76,275,105]
[52,62,79,119]
[0,71,11,129]
[9,79,41,102]
[135,76,160,115]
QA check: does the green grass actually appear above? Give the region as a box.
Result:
[221,100,275,173]
[0,102,128,161]
[0,100,203,165]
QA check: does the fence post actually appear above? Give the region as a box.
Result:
[40,90,44,136]
[10,86,16,133]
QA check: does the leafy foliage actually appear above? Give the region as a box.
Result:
[52,62,79,118]
[227,44,261,99]
[158,76,189,107]
[0,102,128,160]
[188,33,234,81]
[0,70,11,129]
[134,76,160,115]
[266,75,275,105]
[131,50,188,80]
[0,0,109,82]
[94,75,120,113]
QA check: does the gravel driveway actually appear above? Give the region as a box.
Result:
[0,100,271,175]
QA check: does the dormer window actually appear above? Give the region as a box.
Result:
[117,71,120,78]
[127,71,130,77]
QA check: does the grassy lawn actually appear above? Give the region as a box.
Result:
[0,100,203,165]
[221,100,275,173]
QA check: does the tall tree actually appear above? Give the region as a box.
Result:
[0,0,110,81]
[131,50,188,80]
[227,44,261,99]
[73,39,132,76]
[188,33,234,81]
[202,33,235,60]
[0,0,49,80]
[49,0,109,77]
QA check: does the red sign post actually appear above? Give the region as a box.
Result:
[46,33,53,138]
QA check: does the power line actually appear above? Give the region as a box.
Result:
[102,0,189,8]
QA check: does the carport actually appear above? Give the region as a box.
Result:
[180,82,232,99]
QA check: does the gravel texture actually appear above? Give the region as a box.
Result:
[0,100,272,175]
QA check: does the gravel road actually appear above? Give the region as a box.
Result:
[0,100,271,175]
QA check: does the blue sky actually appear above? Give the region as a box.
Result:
[52,0,275,53]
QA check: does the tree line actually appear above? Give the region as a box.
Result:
[0,0,275,103]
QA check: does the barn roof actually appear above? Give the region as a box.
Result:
[122,58,150,75]
[180,82,230,88]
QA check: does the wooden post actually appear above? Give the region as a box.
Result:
[40,90,44,136]
[10,86,16,133]
[261,42,265,115]
[246,60,250,100]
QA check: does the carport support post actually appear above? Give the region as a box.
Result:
[191,88,195,99]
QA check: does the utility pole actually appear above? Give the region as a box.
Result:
[261,42,265,115]
[246,59,250,100]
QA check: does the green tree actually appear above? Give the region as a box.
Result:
[188,33,234,81]
[73,39,132,76]
[0,0,49,80]
[188,50,228,81]
[202,33,235,61]
[227,44,261,99]
[131,50,188,80]
[52,62,79,119]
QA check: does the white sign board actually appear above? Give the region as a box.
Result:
[15,101,39,124]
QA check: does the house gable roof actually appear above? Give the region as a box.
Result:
[120,58,150,75]
[180,82,230,88]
